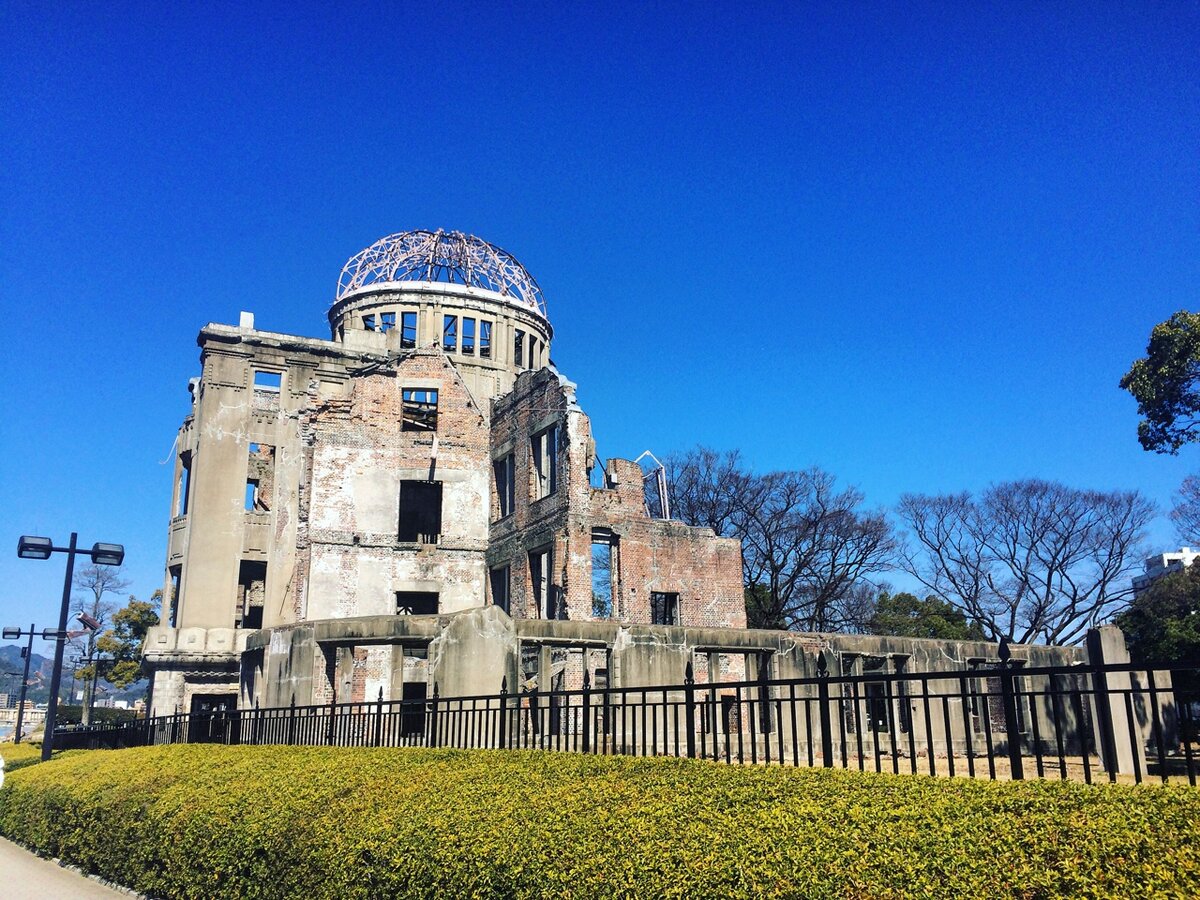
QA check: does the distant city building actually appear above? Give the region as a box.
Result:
[1133,547,1200,596]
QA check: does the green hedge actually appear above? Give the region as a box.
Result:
[0,742,48,773]
[1,745,1198,899]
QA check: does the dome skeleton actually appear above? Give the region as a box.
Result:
[336,229,547,319]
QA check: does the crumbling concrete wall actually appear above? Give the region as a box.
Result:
[292,349,491,622]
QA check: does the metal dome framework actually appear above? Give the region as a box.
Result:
[336,229,547,318]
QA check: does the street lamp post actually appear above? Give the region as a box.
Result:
[0,623,38,744]
[16,533,124,761]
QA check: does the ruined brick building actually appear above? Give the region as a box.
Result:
[142,229,1170,773]
[144,230,747,715]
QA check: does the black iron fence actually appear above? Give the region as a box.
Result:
[54,658,1199,786]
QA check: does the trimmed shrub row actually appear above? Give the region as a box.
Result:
[1,744,1198,899]
[0,742,51,773]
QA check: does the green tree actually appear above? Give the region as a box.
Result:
[1113,565,1200,668]
[95,591,161,689]
[867,591,986,640]
[1120,311,1200,454]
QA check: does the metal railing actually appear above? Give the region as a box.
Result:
[53,658,1199,786]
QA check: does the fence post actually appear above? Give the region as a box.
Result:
[582,669,592,754]
[430,682,441,748]
[252,699,260,746]
[498,676,509,749]
[373,687,384,748]
[817,653,834,768]
[997,639,1025,780]
[1085,628,1120,776]
[326,686,337,746]
[287,693,297,746]
[144,712,154,747]
[684,660,696,759]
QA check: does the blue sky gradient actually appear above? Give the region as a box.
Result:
[1,3,1197,652]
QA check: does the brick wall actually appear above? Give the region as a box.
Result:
[489,369,745,630]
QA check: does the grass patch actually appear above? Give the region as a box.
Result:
[1,745,1197,898]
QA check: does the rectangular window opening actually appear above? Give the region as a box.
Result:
[362,314,377,332]
[530,547,555,619]
[253,370,282,392]
[591,531,617,619]
[396,591,439,615]
[462,317,475,355]
[531,424,559,500]
[177,453,192,517]
[398,480,442,543]
[380,312,396,333]
[493,453,515,519]
[246,443,275,511]
[479,320,492,358]
[443,315,457,352]
[237,560,267,630]
[490,566,511,614]
[650,591,679,626]
[402,388,439,432]
[401,311,417,349]
[514,329,525,370]
[168,566,181,628]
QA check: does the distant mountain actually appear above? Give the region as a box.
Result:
[0,643,148,704]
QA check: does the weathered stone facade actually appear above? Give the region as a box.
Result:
[143,231,746,715]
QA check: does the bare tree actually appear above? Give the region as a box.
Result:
[72,565,131,725]
[664,447,748,536]
[667,447,897,632]
[1170,474,1200,544]
[897,480,1155,645]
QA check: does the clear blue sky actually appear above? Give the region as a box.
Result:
[1,3,1197,653]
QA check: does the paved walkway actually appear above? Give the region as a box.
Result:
[0,836,131,898]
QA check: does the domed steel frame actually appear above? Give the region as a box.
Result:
[336,229,547,318]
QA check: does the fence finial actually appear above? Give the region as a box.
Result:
[684,660,694,685]
[998,637,1012,663]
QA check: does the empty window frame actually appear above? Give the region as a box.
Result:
[402,388,438,432]
[493,453,515,519]
[513,329,525,369]
[401,311,417,349]
[398,480,442,543]
[168,566,181,628]
[237,561,267,630]
[443,315,457,352]
[461,317,475,355]
[530,547,555,619]
[490,566,510,614]
[591,531,618,618]
[479,320,492,358]
[529,337,537,370]
[380,311,396,333]
[531,424,559,499]
[176,453,192,516]
[246,443,275,511]
[362,314,377,331]
[650,591,679,626]
[253,370,282,391]
[396,591,439,615]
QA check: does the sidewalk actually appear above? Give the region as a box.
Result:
[0,836,131,898]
